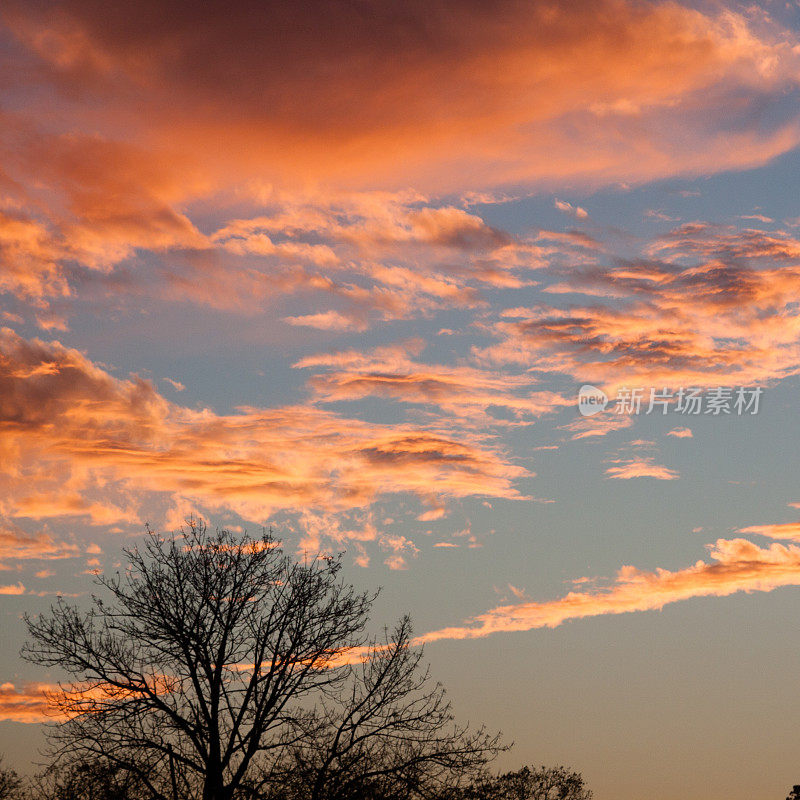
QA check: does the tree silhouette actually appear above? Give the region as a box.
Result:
[22,522,500,800]
[458,765,592,800]
[29,759,146,800]
[787,786,800,800]
[262,616,499,800]
[0,758,21,800]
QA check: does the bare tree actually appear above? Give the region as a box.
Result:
[22,522,500,800]
[267,617,500,800]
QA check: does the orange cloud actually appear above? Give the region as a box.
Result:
[296,339,570,426]
[420,536,800,642]
[738,522,800,541]
[192,193,545,327]
[479,223,800,392]
[0,180,552,331]
[0,682,57,723]
[0,526,79,568]
[380,533,419,571]
[650,223,800,262]
[0,212,70,302]
[605,457,679,480]
[0,1,798,340]
[4,0,799,194]
[0,329,528,548]
[0,2,797,324]
[0,677,178,724]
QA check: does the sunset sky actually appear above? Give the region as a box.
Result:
[2,1,800,797]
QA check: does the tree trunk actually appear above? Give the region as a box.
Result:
[202,770,228,800]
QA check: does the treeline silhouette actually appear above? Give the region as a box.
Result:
[0,760,591,800]
[2,522,593,800]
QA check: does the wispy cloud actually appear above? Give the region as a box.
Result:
[479,222,800,391]
[605,456,679,480]
[738,522,800,541]
[297,339,570,426]
[420,534,800,643]
[554,200,588,220]
[0,329,529,552]
[0,682,58,723]
[0,526,79,569]
[667,427,693,438]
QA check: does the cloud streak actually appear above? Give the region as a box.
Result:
[0,682,58,723]
[297,339,570,426]
[420,535,800,643]
[604,457,679,480]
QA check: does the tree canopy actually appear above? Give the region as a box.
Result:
[22,522,501,800]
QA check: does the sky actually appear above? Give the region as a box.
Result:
[1,1,800,797]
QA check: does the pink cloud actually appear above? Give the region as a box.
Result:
[554,199,588,220]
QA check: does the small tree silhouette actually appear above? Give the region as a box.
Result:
[787,786,800,800]
[459,764,592,800]
[0,758,21,800]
